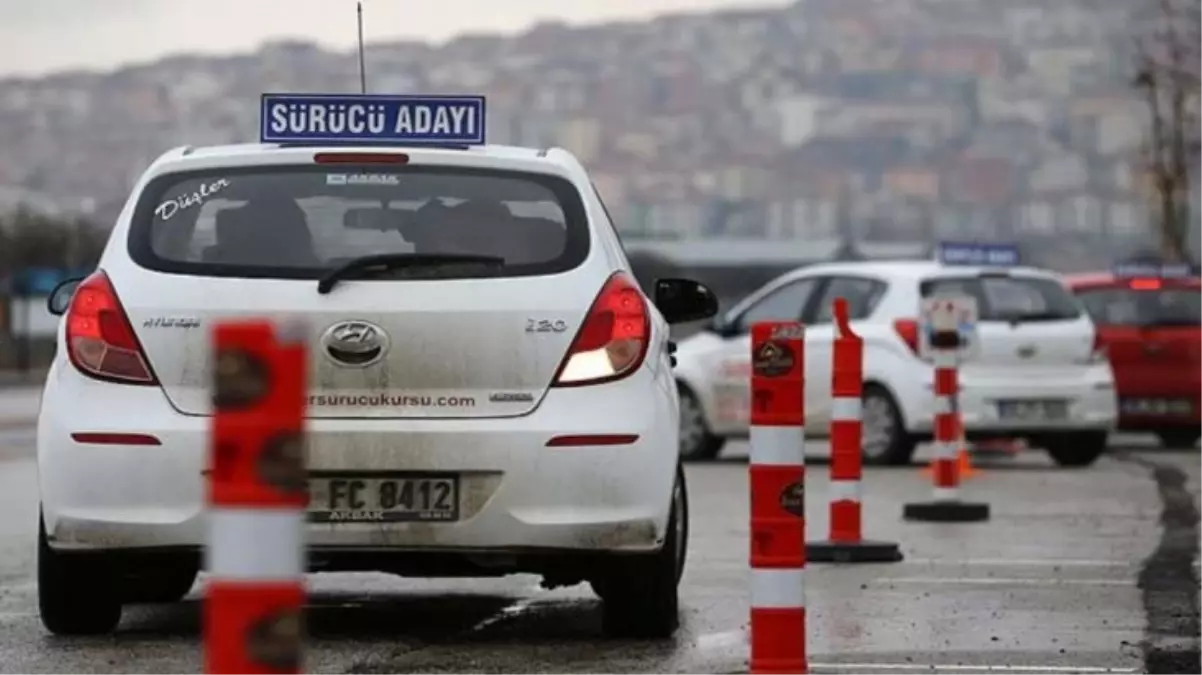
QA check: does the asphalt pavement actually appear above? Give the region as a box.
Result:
[0,387,1197,673]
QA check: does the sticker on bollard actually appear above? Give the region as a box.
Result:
[213,347,271,409]
[257,432,309,496]
[778,481,805,516]
[753,341,795,378]
[246,608,304,672]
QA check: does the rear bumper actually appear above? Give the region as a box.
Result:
[37,362,679,558]
[1114,386,1201,430]
[898,364,1117,434]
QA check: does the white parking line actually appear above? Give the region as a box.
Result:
[692,629,1139,667]
[467,597,537,633]
[900,558,1136,568]
[810,663,1139,673]
[874,577,1135,587]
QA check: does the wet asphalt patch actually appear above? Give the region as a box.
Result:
[1115,451,1201,674]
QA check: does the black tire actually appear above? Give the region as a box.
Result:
[861,384,918,466]
[37,511,123,635]
[1044,431,1109,467]
[121,565,199,604]
[1156,429,1201,449]
[677,383,725,461]
[593,463,687,639]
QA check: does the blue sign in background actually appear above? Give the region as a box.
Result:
[9,267,89,297]
[937,241,1021,267]
[260,94,487,144]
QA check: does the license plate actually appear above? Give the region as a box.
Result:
[307,474,459,523]
[997,400,1068,421]
[1120,397,1193,416]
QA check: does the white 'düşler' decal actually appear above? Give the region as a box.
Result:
[155,178,230,221]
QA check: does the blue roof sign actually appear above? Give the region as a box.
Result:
[260,94,486,145]
[937,241,1021,267]
[1113,262,1194,279]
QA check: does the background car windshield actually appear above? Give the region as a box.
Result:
[1076,287,1201,327]
[129,167,589,279]
[920,275,1082,321]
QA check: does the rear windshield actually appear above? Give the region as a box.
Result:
[1076,287,1201,327]
[128,166,590,279]
[920,274,1082,322]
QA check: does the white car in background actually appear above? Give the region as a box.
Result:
[673,259,1118,465]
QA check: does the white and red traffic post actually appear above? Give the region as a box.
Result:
[748,321,807,675]
[205,320,309,674]
[903,297,990,523]
[807,298,903,563]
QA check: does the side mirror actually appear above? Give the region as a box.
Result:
[654,278,719,325]
[47,277,83,317]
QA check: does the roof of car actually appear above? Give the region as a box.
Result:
[775,259,1058,284]
[147,142,574,175]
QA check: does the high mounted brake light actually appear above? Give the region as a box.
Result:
[313,152,409,164]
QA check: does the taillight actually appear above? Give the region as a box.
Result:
[1083,331,1108,365]
[553,272,650,387]
[64,271,158,385]
[893,318,921,356]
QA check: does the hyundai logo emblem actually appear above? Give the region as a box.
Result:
[321,320,389,367]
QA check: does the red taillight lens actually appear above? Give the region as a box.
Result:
[65,271,158,385]
[1129,278,1161,290]
[553,272,650,387]
[893,318,921,355]
[1086,330,1108,364]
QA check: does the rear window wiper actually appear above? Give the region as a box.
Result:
[317,253,506,294]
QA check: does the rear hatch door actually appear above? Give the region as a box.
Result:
[114,155,599,419]
[1075,280,1201,401]
[919,271,1096,379]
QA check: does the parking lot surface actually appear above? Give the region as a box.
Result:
[0,399,1196,674]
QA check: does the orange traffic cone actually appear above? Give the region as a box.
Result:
[923,431,977,479]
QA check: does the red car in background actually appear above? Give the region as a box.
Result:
[1067,264,1201,449]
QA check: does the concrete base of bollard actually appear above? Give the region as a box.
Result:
[901,500,991,523]
[806,539,904,563]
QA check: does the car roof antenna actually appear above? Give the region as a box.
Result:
[356,1,368,94]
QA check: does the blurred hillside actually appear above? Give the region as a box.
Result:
[0,0,1196,271]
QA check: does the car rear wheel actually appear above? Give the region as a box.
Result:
[677,383,725,461]
[38,510,123,635]
[862,385,918,466]
[1156,429,1201,449]
[592,462,686,639]
[1044,431,1108,467]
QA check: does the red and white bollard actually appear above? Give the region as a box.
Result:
[748,321,807,675]
[902,348,990,522]
[807,298,903,563]
[205,320,309,674]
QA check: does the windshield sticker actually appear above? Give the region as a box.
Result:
[155,178,230,221]
[327,173,401,186]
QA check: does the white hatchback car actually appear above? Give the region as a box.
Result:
[36,94,718,638]
[674,259,1117,465]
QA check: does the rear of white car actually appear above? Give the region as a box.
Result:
[887,265,1117,464]
[673,260,1115,467]
[36,142,700,637]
